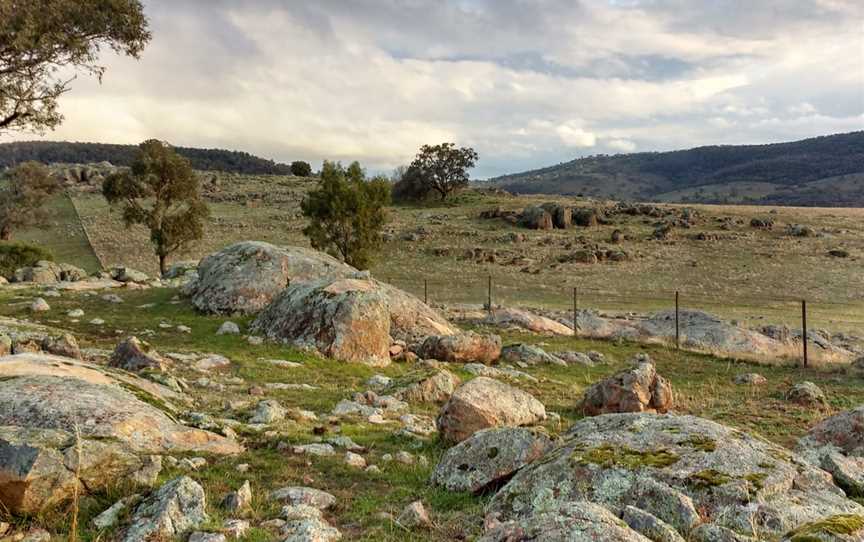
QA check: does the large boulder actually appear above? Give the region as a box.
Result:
[519,206,553,230]
[188,241,356,315]
[580,354,673,415]
[488,413,863,541]
[500,343,565,366]
[417,332,501,364]
[253,276,391,366]
[0,353,241,514]
[540,203,571,229]
[376,281,458,342]
[121,477,207,542]
[431,427,552,493]
[436,377,546,443]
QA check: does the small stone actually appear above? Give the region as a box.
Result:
[217,321,241,335]
[787,381,827,405]
[67,308,85,318]
[90,318,105,325]
[259,519,286,530]
[366,374,392,390]
[102,293,124,303]
[249,400,286,424]
[195,353,232,372]
[269,487,336,510]
[236,464,251,473]
[30,298,50,312]
[222,480,253,512]
[397,501,431,529]
[247,335,264,345]
[223,519,250,539]
[293,443,336,456]
[188,533,226,542]
[365,465,381,474]
[344,452,366,468]
[734,373,767,385]
[93,497,136,529]
[394,451,414,465]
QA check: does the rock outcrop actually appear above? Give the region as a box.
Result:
[436,377,546,443]
[797,405,864,497]
[487,413,863,541]
[485,307,573,335]
[188,241,356,315]
[0,353,241,514]
[580,354,673,415]
[12,261,88,284]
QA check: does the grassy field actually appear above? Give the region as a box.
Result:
[12,173,864,334]
[1,283,862,541]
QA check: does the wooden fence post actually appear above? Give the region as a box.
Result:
[573,287,578,337]
[487,275,492,315]
[424,279,428,305]
[675,291,680,350]
[802,299,808,368]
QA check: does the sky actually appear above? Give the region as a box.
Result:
[3,0,863,178]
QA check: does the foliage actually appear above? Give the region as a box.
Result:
[409,143,479,200]
[301,161,390,269]
[0,161,61,240]
[0,140,293,175]
[102,140,210,275]
[290,160,313,177]
[0,0,151,134]
[391,164,434,203]
[490,131,864,206]
[0,241,53,277]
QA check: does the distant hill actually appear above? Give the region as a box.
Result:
[487,131,864,207]
[0,140,293,175]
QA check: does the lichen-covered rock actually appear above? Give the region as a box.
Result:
[797,405,864,495]
[417,332,501,364]
[500,343,565,366]
[13,261,88,284]
[397,501,432,529]
[436,377,546,443]
[188,241,356,315]
[390,369,461,404]
[121,476,207,542]
[431,427,552,493]
[252,276,391,366]
[787,381,827,406]
[270,486,336,510]
[580,355,673,415]
[109,336,170,372]
[481,501,651,541]
[488,413,863,541]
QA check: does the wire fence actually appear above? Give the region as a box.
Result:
[378,273,864,367]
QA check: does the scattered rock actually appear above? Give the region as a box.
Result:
[787,381,827,406]
[485,307,572,335]
[519,206,553,230]
[93,496,137,529]
[40,334,81,359]
[579,354,673,415]
[109,336,169,372]
[437,377,546,443]
[270,487,336,510]
[734,373,767,385]
[188,533,226,542]
[222,480,252,513]
[66,308,84,318]
[195,353,232,372]
[121,476,207,542]
[397,501,432,529]
[390,369,461,404]
[30,298,50,312]
[417,332,501,364]
[431,427,552,493]
[217,321,241,335]
[500,343,564,366]
[249,400,286,424]
[345,452,367,469]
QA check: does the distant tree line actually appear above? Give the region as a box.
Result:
[0,141,298,175]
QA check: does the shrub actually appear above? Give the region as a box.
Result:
[290,161,313,177]
[0,242,54,278]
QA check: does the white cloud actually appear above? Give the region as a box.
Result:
[1,0,861,178]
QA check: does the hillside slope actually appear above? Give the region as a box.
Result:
[487,131,864,206]
[0,140,293,175]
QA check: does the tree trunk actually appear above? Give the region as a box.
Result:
[0,223,11,241]
[159,254,167,277]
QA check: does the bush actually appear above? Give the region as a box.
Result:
[290,161,313,177]
[0,242,54,278]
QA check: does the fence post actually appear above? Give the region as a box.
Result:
[573,287,578,337]
[424,279,428,305]
[675,291,680,350]
[802,299,808,368]
[487,275,493,315]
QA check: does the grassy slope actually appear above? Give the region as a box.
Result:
[2,284,863,541]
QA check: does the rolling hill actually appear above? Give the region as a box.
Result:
[487,131,864,206]
[0,140,293,175]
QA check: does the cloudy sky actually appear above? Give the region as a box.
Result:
[3,0,863,177]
